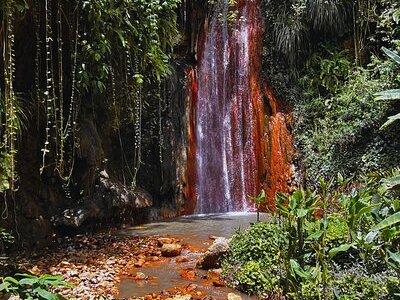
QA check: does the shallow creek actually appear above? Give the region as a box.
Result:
[117,213,265,299]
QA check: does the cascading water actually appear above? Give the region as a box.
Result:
[185,0,293,214]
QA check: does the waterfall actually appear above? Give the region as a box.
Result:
[185,0,293,214]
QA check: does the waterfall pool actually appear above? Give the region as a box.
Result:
[117,212,266,299]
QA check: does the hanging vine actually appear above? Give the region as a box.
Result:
[158,81,165,184]
[55,0,64,175]
[1,0,18,193]
[132,55,142,188]
[40,0,56,173]
[62,6,80,185]
[1,0,180,202]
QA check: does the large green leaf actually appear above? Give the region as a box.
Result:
[380,113,400,129]
[19,277,39,286]
[372,212,400,231]
[296,208,309,218]
[329,243,353,257]
[34,287,60,300]
[355,204,378,222]
[388,250,400,271]
[382,47,400,64]
[382,175,400,190]
[375,89,400,100]
[3,277,19,285]
[388,251,400,264]
[290,259,313,280]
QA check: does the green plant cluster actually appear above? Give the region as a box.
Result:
[222,172,400,299]
[289,0,400,182]
[78,0,180,94]
[222,222,288,296]
[1,0,182,197]
[0,273,72,300]
[296,45,400,181]
[267,0,399,68]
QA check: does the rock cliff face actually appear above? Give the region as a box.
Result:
[0,2,194,247]
[1,0,295,247]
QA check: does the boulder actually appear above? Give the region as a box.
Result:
[54,177,153,228]
[157,237,174,247]
[196,237,229,269]
[227,293,242,300]
[168,295,192,300]
[161,243,182,257]
[208,268,224,287]
[134,272,147,280]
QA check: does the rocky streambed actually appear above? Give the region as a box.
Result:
[8,213,263,299]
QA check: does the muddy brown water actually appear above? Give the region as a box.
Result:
[117,212,266,299]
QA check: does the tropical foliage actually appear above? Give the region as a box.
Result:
[0,273,72,300]
[377,47,400,128]
[223,172,400,299]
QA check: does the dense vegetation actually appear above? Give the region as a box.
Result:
[263,0,400,183]
[223,172,400,299]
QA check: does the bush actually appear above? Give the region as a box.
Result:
[293,271,398,300]
[235,261,281,295]
[333,272,399,300]
[222,222,288,296]
[223,172,399,299]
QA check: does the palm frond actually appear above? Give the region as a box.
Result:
[274,13,310,67]
[380,112,400,129]
[306,0,350,35]
[366,168,400,181]
[382,47,400,65]
[375,89,400,100]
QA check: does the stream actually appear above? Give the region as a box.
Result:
[117,212,264,299]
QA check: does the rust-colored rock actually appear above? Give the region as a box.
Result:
[161,244,182,257]
[157,237,174,247]
[180,269,196,280]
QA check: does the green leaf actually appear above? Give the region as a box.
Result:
[381,175,400,190]
[4,276,20,285]
[0,282,10,292]
[380,113,400,130]
[34,287,60,300]
[375,89,400,100]
[364,230,378,244]
[114,29,126,48]
[19,277,39,286]
[296,208,308,218]
[306,230,323,241]
[394,10,400,24]
[355,204,378,222]
[372,212,400,231]
[388,251,400,265]
[382,47,400,64]
[290,259,313,280]
[329,243,353,257]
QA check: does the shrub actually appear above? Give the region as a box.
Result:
[235,260,281,296]
[222,222,288,296]
[333,272,398,300]
[293,271,398,300]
